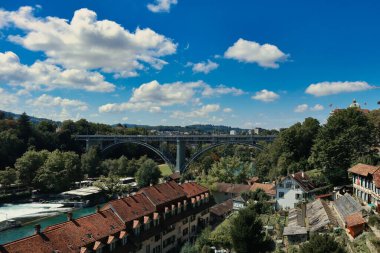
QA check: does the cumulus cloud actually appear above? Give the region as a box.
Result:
[294,104,324,113]
[171,104,220,119]
[310,104,324,111]
[147,0,178,13]
[223,108,233,113]
[294,104,308,113]
[251,89,279,102]
[0,51,115,92]
[305,81,374,96]
[99,80,244,113]
[0,88,19,111]
[0,6,177,78]
[187,60,219,74]
[27,94,88,111]
[224,38,289,68]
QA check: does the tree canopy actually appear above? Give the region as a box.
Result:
[299,234,346,253]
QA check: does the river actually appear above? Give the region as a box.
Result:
[0,203,98,245]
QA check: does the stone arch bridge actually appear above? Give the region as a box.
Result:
[75,135,276,173]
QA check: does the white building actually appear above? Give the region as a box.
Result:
[276,172,316,209]
[229,130,237,135]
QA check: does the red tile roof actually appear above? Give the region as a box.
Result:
[138,181,186,207]
[180,182,209,198]
[210,199,233,217]
[290,172,315,192]
[250,183,276,196]
[214,182,251,194]
[345,212,365,227]
[102,193,155,222]
[348,163,379,177]
[2,208,125,253]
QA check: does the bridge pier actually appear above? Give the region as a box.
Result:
[176,139,185,173]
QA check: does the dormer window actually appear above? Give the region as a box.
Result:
[133,220,140,236]
[144,216,150,231]
[177,202,182,214]
[205,193,209,203]
[153,212,160,226]
[184,200,188,211]
[171,204,176,216]
[196,196,200,206]
[119,231,128,246]
[191,198,196,208]
[164,206,170,219]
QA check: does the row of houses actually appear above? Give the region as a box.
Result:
[0,181,211,253]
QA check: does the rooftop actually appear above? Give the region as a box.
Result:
[345,212,365,227]
[306,199,332,232]
[348,163,379,177]
[210,199,233,217]
[283,226,307,236]
[334,193,362,219]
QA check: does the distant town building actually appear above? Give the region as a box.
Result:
[331,99,371,115]
[213,182,275,203]
[2,181,211,253]
[210,199,233,224]
[306,199,334,233]
[232,196,246,211]
[283,208,307,246]
[275,172,316,209]
[229,130,237,135]
[348,163,380,211]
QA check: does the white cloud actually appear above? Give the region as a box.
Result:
[27,94,88,111]
[147,0,178,13]
[251,89,279,102]
[0,51,115,92]
[0,88,19,111]
[224,38,289,68]
[122,116,129,121]
[187,60,219,74]
[0,6,177,78]
[202,85,245,97]
[99,80,244,113]
[310,104,324,111]
[305,81,374,96]
[223,108,233,113]
[171,104,220,119]
[294,104,309,113]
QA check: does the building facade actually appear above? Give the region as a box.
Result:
[1,181,211,253]
[276,172,315,209]
[348,163,380,211]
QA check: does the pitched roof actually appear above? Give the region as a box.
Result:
[348,163,379,177]
[2,209,125,253]
[290,172,315,192]
[307,199,331,232]
[103,193,155,222]
[283,226,307,236]
[250,183,276,196]
[180,182,209,198]
[334,193,362,219]
[214,182,251,194]
[210,199,233,217]
[138,181,186,206]
[345,212,365,227]
[168,172,181,181]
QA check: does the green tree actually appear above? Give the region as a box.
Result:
[209,218,233,250]
[207,156,253,184]
[180,243,198,253]
[15,150,49,186]
[17,112,32,143]
[310,108,376,185]
[135,159,161,187]
[0,129,24,168]
[299,234,345,253]
[0,167,17,187]
[93,175,130,198]
[230,207,274,253]
[34,150,82,192]
[81,146,101,177]
[195,227,212,252]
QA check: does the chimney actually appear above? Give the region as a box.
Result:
[67,212,73,221]
[35,224,41,234]
[96,205,101,213]
[301,171,304,178]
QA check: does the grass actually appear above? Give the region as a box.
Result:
[158,164,173,177]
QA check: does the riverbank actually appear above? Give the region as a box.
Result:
[0,205,99,244]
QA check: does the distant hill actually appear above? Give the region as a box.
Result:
[0,110,277,135]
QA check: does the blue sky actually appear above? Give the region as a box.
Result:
[0,0,379,129]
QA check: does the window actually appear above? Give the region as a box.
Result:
[182,218,188,225]
[279,183,284,188]
[286,182,292,189]
[155,234,161,242]
[109,242,116,251]
[190,215,196,222]
[278,192,284,198]
[122,236,128,245]
[146,244,150,253]
[183,228,188,236]
[153,245,161,253]
[154,219,159,227]
[171,207,176,216]
[295,194,300,200]
[134,226,140,236]
[191,225,196,233]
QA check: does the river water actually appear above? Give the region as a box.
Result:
[0,203,98,244]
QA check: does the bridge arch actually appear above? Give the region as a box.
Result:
[102,141,174,169]
[182,142,263,173]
